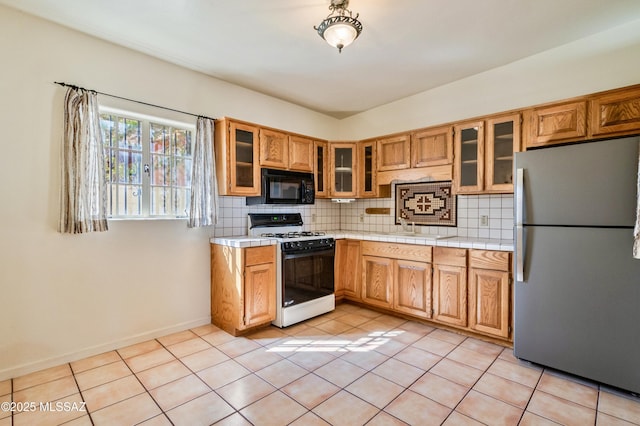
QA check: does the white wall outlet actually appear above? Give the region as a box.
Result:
[311,213,316,223]
[480,215,489,226]
[359,213,364,223]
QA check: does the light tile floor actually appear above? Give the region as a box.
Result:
[2,303,640,425]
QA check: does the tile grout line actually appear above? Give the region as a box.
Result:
[115,339,175,426]
[68,362,95,426]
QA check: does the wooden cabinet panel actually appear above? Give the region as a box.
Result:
[412,126,453,168]
[454,120,485,194]
[433,247,468,327]
[211,244,276,335]
[245,246,275,266]
[485,114,520,193]
[394,260,432,319]
[590,86,640,138]
[314,141,329,198]
[362,241,432,263]
[362,255,393,308]
[377,134,411,171]
[330,142,357,197]
[244,262,276,327]
[432,264,467,327]
[357,140,377,197]
[524,101,587,148]
[335,240,361,300]
[289,136,314,172]
[469,268,510,338]
[433,247,467,268]
[214,119,260,196]
[469,249,510,272]
[259,128,289,169]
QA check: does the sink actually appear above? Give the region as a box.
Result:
[376,232,455,239]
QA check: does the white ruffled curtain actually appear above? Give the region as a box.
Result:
[188,117,218,228]
[59,87,109,234]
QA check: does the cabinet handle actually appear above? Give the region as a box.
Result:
[515,168,525,282]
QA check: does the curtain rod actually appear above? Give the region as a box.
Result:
[54,81,216,121]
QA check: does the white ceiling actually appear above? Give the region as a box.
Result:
[4,0,640,118]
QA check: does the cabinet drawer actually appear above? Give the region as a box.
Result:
[470,250,510,272]
[361,241,432,263]
[245,245,275,266]
[433,247,467,267]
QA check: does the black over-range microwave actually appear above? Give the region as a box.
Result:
[246,168,315,205]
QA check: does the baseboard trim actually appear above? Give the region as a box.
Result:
[0,316,212,381]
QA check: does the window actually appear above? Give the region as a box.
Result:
[99,108,195,218]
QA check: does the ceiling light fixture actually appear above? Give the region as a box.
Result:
[314,0,363,53]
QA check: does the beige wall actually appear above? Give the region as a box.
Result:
[0,5,338,380]
[337,18,640,140]
[2,3,640,380]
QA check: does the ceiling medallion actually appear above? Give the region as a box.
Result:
[314,0,363,53]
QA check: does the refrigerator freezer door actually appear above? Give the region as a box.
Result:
[515,137,639,227]
[514,226,640,394]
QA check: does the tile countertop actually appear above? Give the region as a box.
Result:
[211,231,514,252]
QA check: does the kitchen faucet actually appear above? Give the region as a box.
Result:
[398,217,415,233]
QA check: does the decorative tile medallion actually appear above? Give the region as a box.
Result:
[395,181,457,226]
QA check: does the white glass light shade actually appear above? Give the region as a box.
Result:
[323,23,358,50]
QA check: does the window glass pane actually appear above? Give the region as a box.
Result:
[100,111,193,218]
[151,186,168,216]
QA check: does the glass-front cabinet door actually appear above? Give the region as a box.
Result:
[485,114,520,193]
[330,142,356,198]
[314,141,329,198]
[454,120,484,194]
[358,140,376,197]
[229,121,260,195]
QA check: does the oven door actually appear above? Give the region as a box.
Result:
[282,246,335,308]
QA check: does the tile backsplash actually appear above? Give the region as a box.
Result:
[340,193,514,240]
[215,191,514,240]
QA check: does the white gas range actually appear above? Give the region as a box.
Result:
[248,213,335,328]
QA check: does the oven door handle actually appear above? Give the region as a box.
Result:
[282,248,335,259]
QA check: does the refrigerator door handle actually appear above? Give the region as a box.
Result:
[516,168,525,281]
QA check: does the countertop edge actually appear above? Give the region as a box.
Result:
[210,232,514,252]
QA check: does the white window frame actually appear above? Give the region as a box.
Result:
[99,106,196,220]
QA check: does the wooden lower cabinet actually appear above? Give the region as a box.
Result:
[432,264,468,327]
[468,249,512,339]
[360,241,433,316]
[211,244,276,335]
[338,240,513,342]
[432,247,468,327]
[394,259,432,319]
[362,255,393,308]
[335,239,361,301]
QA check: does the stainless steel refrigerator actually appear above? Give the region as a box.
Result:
[514,136,640,394]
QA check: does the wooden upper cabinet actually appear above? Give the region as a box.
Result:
[485,114,521,193]
[259,128,289,169]
[412,126,453,168]
[454,120,485,194]
[214,119,260,196]
[357,140,377,197]
[524,101,587,148]
[377,134,411,171]
[288,136,314,172]
[330,142,357,198]
[590,85,640,138]
[314,141,329,198]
